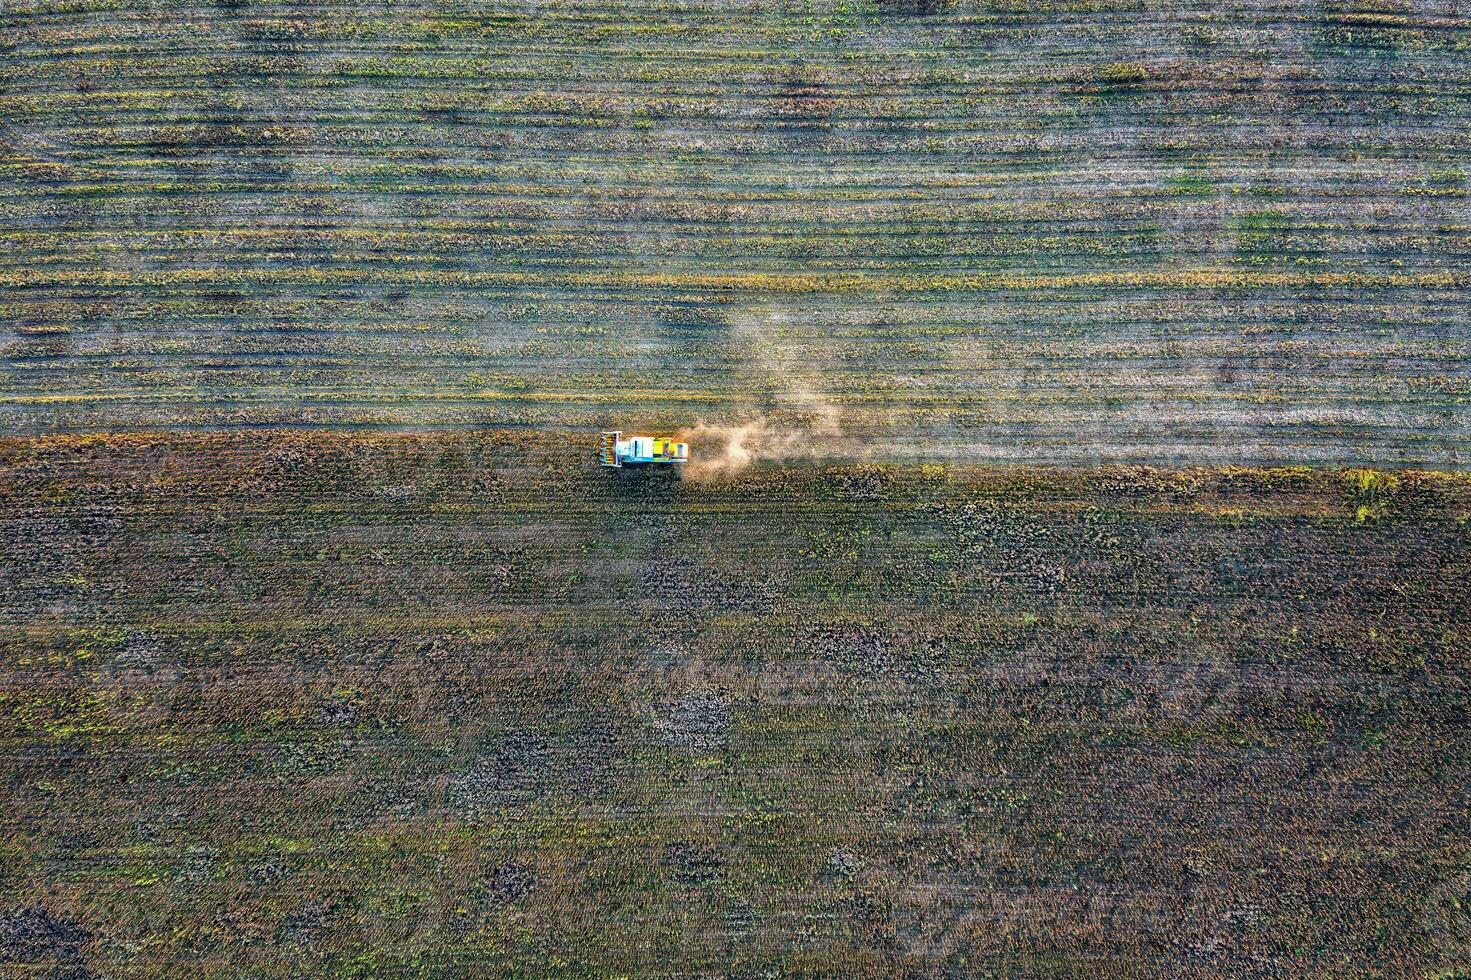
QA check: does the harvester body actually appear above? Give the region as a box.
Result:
[600,431,688,467]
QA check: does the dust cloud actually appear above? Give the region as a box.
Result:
[677,310,856,479]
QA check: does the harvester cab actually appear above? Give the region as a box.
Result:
[600,431,688,468]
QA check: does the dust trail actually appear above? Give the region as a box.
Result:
[678,310,855,479]
[678,418,814,479]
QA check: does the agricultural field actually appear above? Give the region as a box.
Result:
[0,431,1468,976]
[2,0,1471,976]
[1,0,1469,462]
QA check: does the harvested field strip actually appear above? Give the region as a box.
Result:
[3,0,1469,459]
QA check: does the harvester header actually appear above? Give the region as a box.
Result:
[600,431,688,468]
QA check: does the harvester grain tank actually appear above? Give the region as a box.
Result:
[600,431,688,467]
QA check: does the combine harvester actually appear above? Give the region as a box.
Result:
[600,431,688,468]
